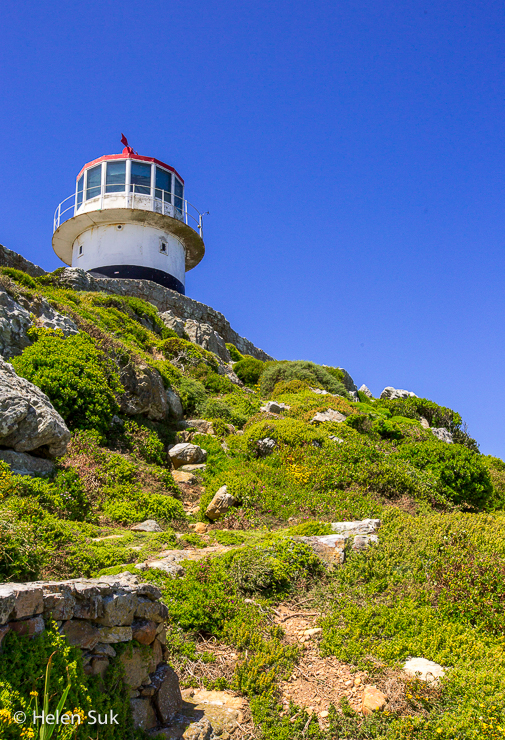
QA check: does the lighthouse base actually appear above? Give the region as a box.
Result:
[88,264,185,294]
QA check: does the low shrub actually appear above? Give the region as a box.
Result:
[210,530,246,545]
[226,343,244,362]
[12,329,122,437]
[259,361,348,397]
[233,357,265,386]
[123,419,166,466]
[0,266,37,289]
[197,398,248,428]
[243,418,326,452]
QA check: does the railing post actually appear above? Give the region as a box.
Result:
[184,200,188,225]
[57,203,61,229]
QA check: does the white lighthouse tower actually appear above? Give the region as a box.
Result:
[52,136,205,295]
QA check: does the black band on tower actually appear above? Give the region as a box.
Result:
[88,265,185,294]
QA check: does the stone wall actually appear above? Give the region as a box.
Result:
[0,573,182,732]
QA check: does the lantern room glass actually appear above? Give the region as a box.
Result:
[76,175,83,208]
[131,162,151,195]
[174,179,183,213]
[86,165,101,200]
[155,167,172,202]
[106,161,126,193]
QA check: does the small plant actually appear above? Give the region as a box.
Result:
[233,357,265,386]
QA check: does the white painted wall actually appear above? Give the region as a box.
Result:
[71,223,186,286]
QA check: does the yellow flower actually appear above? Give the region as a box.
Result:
[29,691,38,698]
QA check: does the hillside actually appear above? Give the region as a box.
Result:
[0,248,504,740]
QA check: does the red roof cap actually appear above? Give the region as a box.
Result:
[76,153,184,184]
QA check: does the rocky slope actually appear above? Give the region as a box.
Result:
[0,248,503,740]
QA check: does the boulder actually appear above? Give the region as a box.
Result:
[185,419,215,435]
[205,486,236,521]
[403,658,445,684]
[0,357,70,457]
[166,389,184,420]
[9,616,44,637]
[0,243,46,277]
[152,664,183,723]
[62,620,100,650]
[94,592,137,627]
[131,520,163,533]
[130,697,158,730]
[380,387,417,400]
[420,416,430,429]
[118,361,168,420]
[119,645,153,688]
[311,409,346,423]
[352,534,379,550]
[168,443,207,469]
[96,625,133,643]
[132,620,157,645]
[159,310,186,337]
[255,437,277,458]
[362,686,387,714]
[184,319,231,362]
[260,401,290,414]
[135,598,169,623]
[172,470,197,485]
[180,464,206,472]
[331,519,381,537]
[359,384,373,398]
[431,427,453,443]
[297,535,346,566]
[0,450,54,477]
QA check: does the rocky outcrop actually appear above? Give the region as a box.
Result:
[118,361,169,420]
[0,243,46,277]
[168,443,207,469]
[0,450,55,476]
[359,384,373,398]
[298,520,381,566]
[431,427,453,443]
[260,401,290,414]
[0,357,70,457]
[380,387,418,400]
[0,573,183,732]
[311,409,346,423]
[54,267,273,361]
[0,289,78,359]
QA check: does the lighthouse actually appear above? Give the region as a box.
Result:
[52,137,205,295]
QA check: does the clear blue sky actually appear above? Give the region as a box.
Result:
[0,0,504,456]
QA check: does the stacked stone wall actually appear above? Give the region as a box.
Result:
[0,573,181,731]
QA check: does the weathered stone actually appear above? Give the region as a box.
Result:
[0,243,46,277]
[90,657,109,676]
[73,595,103,620]
[118,361,168,420]
[166,389,184,420]
[120,645,153,688]
[331,519,381,537]
[96,625,133,643]
[362,686,387,714]
[0,450,55,477]
[62,620,100,650]
[420,416,430,429]
[311,409,346,423]
[260,401,290,414]
[151,637,163,669]
[135,583,162,601]
[135,598,169,623]
[184,319,230,362]
[0,358,70,457]
[193,523,208,534]
[403,658,445,684]
[9,616,45,637]
[0,624,10,645]
[131,520,163,533]
[94,592,137,627]
[180,464,206,472]
[184,419,215,435]
[152,664,183,723]
[255,437,277,457]
[172,470,197,485]
[352,534,379,551]
[431,427,453,443]
[9,584,43,619]
[169,443,207,469]
[359,384,373,398]
[132,620,157,645]
[297,535,346,566]
[160,310,186,337]
[380,387,417,400]
[93,643,117,658]
[0,585,15,624]
[43,590,76,620]
[205,486,236,521]
[130,697,158,730]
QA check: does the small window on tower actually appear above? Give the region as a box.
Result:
[78,245,83,256]
[160,243,167,254]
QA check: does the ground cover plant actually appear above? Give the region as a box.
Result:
[0,266,504,738]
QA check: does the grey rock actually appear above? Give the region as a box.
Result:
[166,389,184,420]
[184,319,231,362]
[130,697,158,730]
[169,443,207,469]
[255,437,277,457]
[349,391,359,402]
[311,409,346,423]
[159,310,186,337]
[0,450,55,477]
[120,644,154,688]
[260,401,290,414]
[135,598,169,624]
[180,463,206,472]
[152,664,182,723]
[62,620,100,650]
[297,535,346,566]
[380,387,418,400]
[329,436,344,443]
[359,384,373,398]
[94,592,137,627]
[431,427,453,443]
[43,590,76,620]
[419,416,430,429]
[96,625,133,643]
[331,519,381,536]
[93,643,117,658]
[403,658,445,684]
[0,585,15,625]
[131,520,163,533]
[0,243,46,277]
[118,361,168,420]
[205,486,237,521]
[352,534,379,551]
[184,419,215,435]
[0,357,70,457]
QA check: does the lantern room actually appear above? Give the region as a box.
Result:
[52,138,205,295]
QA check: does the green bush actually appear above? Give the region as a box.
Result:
[14,468,92,522]
[210,529,246,545]
[175,376,208,414]
[197,398,248,428]
[243,418,326,452]
[0,510,41,581]
[226,343,244,362]
[259,361,348,397]
[123,419,166,465]
[233,357,265,386]
[0,266,37,289]
[396,441,493,508]
[270,379,311,398]
[12,330,122,437]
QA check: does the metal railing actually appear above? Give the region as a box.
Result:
[53,185,205,237]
